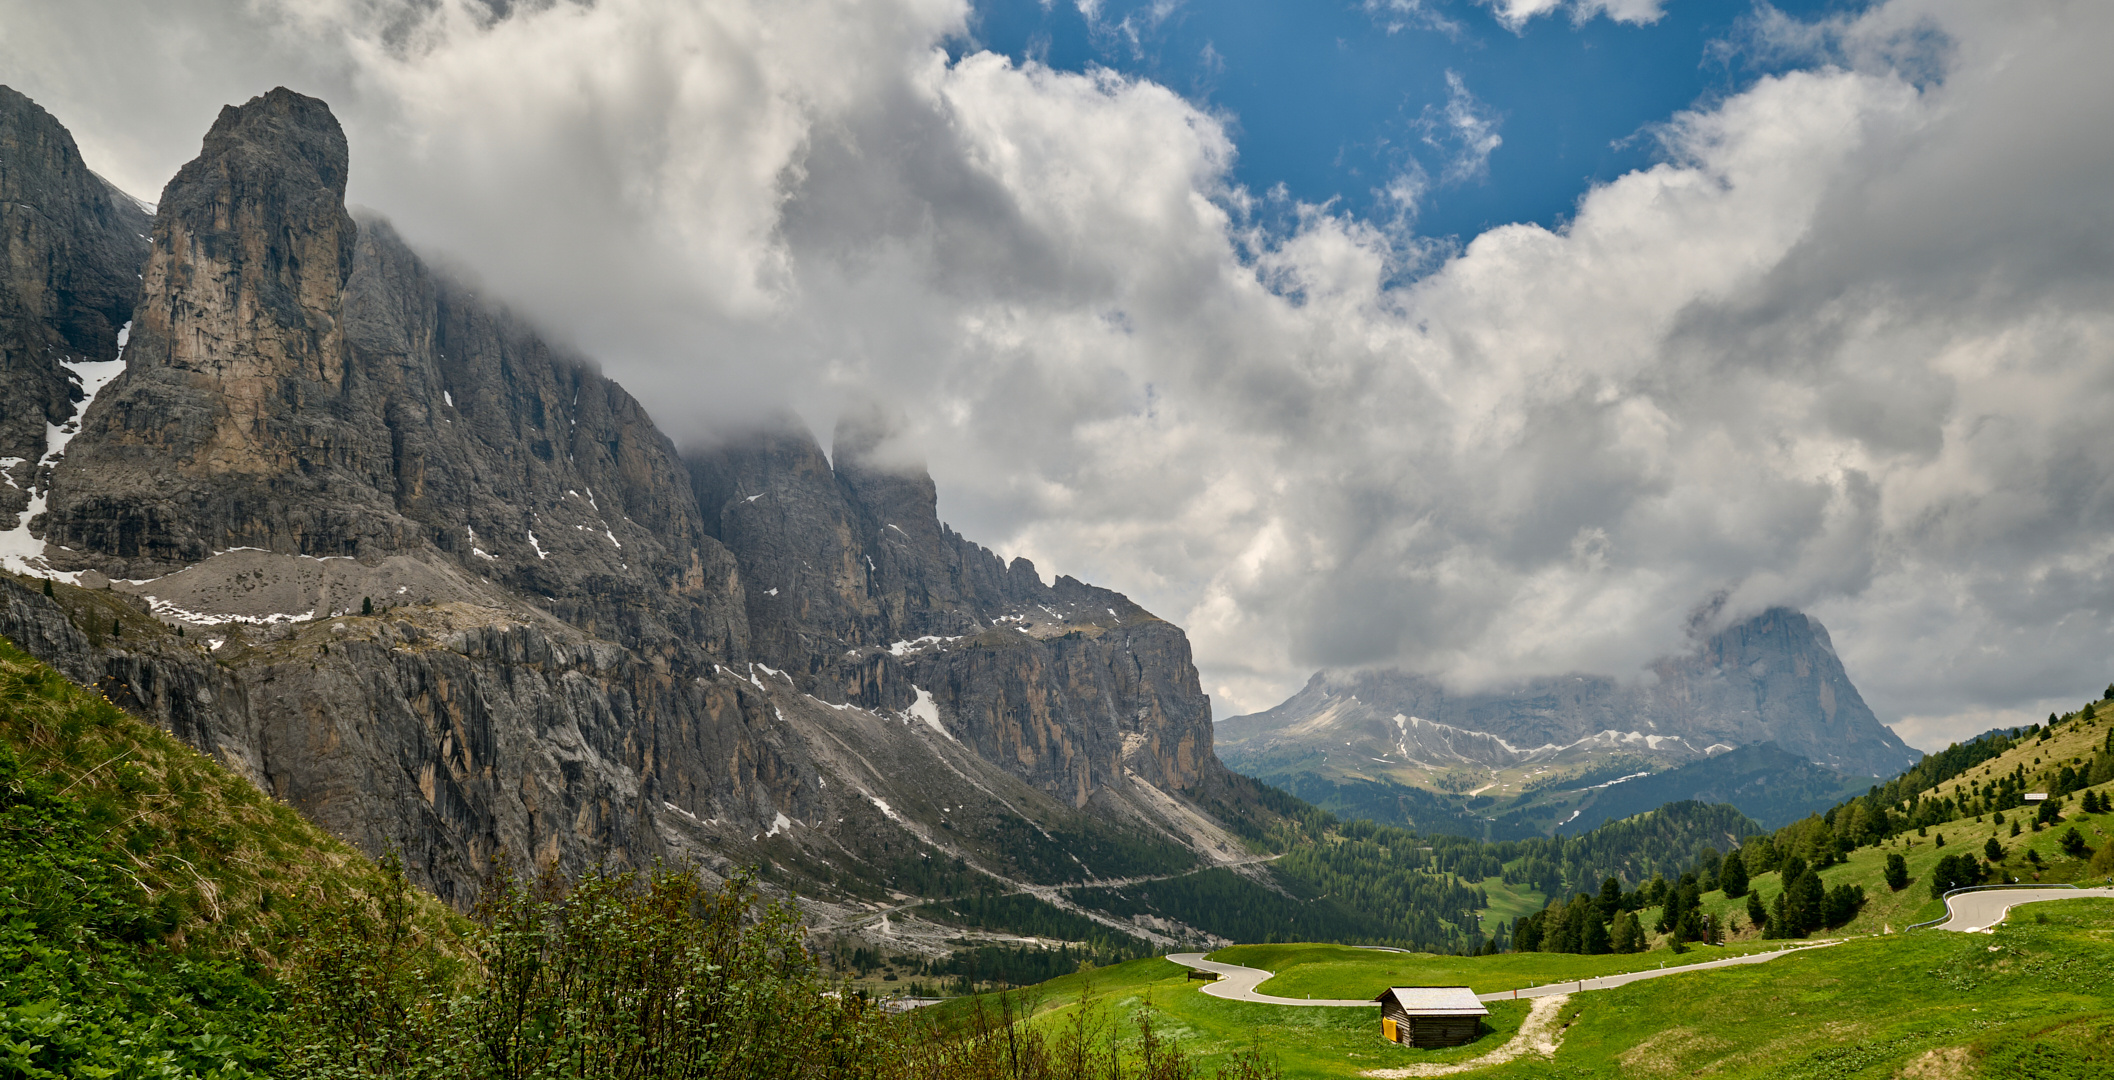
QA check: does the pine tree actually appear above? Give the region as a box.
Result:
[1782,868,1825,937]
[1514,911,1544,952]
[1884,852,1909,891]
[1984,837,2004,862]
[1597,876,1623,921]
[1676,907,1705,944]
[362,596,374,616]
[1720,849,1749,898]
[1582,914,1612,955]
[1930,853,1983,898]
[1746,889,1768,934]
[1611,910,1642,953]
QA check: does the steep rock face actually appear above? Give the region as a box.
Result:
[688,416,1221,808]
[1219,607,1918,781]
[42,90,746,661]
[0,86,1251,913]
[0,86,149,525]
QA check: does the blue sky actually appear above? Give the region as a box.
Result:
[961,0,1868,242]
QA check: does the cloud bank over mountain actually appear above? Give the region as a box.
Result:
[5,0,2110,747]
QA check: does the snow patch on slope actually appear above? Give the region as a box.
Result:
[908,686,953,741]
[0,326,130,580]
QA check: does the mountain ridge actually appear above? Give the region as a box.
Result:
[1217,607,1916,837]
[0,85,1270,939]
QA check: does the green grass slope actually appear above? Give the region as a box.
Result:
[0,633,457,1077]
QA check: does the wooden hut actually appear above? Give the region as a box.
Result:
[1372,987,1488,1048]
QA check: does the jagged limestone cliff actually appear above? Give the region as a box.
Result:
[0,87,1258,932]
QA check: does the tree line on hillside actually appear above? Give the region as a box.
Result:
[1497,801,1760,899]
[1512,696,2114,956]
[1511,842,1866,955]
[1065,862,1484,952]
[1746,702,2114,891]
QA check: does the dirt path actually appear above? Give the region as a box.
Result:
[1358,994,1572,1078]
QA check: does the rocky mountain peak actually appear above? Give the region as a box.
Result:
[138,87,355,399]
[2,86,1261,915]
[1217,606,1918,835]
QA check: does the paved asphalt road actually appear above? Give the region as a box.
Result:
[1165,943,1842,1007]
[1165,953,1375,1006]
[1935,886,2114,931]
[1167,889,2114,1009]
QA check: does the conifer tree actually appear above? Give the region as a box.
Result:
[1984,837,2004,862]
[1746,889,1768,934]
[1611,910,1642,953]
[2060,826,2088,858]
[1597,876,1623,921]
[1884,852,1909,891]
[1720,849,1749,898]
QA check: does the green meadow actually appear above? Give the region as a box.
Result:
[942,897,2114,1077]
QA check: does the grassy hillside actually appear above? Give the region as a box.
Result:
[0,633,463,1077]
[0,633,936,1079]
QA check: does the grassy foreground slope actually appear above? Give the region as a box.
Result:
[0,634,450,957]
[0,633,459,1076]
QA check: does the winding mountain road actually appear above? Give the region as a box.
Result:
[1932,886,2114,931]
[1165,941,1845,1007]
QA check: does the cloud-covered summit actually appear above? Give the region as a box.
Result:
[4,0,2111,748]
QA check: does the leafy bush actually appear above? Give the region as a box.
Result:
[281,860,889,1080]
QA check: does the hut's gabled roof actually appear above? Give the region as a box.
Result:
[1372,987,1489,1016]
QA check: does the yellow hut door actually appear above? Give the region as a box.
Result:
[1382,1018,1399,1043]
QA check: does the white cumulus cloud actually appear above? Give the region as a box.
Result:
[2,0,2112,750]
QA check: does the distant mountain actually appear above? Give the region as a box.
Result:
[1216,608,1916,836]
